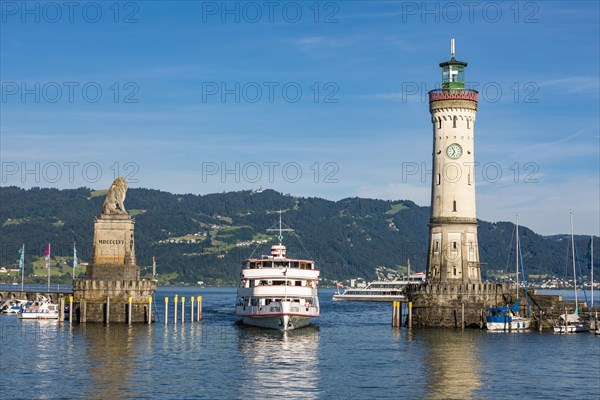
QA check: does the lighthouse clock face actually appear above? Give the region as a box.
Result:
[446,143,462,159]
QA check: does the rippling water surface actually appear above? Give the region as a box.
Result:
[1,287,599,399]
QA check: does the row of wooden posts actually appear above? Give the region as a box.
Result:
[55,295,203,324]
[392,301,412,328]
[164,295,203,325]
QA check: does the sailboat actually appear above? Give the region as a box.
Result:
[554,211,589,333]
[486,214,531,331]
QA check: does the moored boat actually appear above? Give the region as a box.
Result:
[18,296,59,320]
[332,275,425,302]
[0,298,28,314]
[235,217,320,331]
[554,211,590,333]
[486,300,531,331]
[486,214,531,331]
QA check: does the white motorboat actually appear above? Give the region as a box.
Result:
[235,217,319,331]
[18,296,59,320]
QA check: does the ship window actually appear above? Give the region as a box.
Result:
[295,281,302,286]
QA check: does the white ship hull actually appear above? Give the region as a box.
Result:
[236,302,318,332]
[242,315,311,331]
[18,310,59,320]
[487,318,531,331]
[332,293,406,302]
[553,324,589,333]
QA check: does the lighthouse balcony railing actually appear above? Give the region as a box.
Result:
[429,88,478,102]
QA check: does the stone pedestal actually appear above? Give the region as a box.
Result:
[87,215,139,281]
[73,279,155,323]
[74,213,155,323]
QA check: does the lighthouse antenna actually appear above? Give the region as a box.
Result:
[450,38,455,59]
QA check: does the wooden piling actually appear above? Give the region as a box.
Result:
[408,301,413,329]
[69,295,73,324]
[392,301,397,327]
[81,298,87,323]
[174,295,178,324]
[128,296,133,324]
[197,296,202,321]
[106,296,110,325]
[461,303,465,330]
[539,309,543,332]
[58,296,64,322]
[190,296,194,322]
[181,296,185,323]
[147,296,152,324]
[164,297,168,326]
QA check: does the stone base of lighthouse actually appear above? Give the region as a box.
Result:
[410,283,516,328]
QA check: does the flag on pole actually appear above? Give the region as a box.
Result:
[45,243,51,269]
[73,244,78,269]
[18,244,24,269]
[585,239,592,269]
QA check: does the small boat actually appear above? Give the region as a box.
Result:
[486,300,531,331]
[332,275,425,302]
[553,313,589,333]
[0,298,28,314]
[486,214,531,331]
[234,215,320,331]
[554,211,590,333]
[18,296,59,320]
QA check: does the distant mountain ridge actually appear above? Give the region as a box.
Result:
[0,186,596,285]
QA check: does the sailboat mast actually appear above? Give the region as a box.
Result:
[570,210,578,310]
[516,213,519,301]
[592,236,594,307]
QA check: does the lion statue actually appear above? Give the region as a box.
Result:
[102,177,128,215]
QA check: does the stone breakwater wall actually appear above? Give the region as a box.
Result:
[410,283,598,328]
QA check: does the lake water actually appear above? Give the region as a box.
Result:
[1,287,599,399]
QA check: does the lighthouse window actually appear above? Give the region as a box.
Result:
[453,116,457,128]
[437,174,441,185]
[452,201,457,212]
[438,119,442,129]
[467,119,470,129]
[453,267,457,276]
[453,241,457,249]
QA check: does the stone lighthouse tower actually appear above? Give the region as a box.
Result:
[426,39,481,283]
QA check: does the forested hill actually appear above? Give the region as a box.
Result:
[0,186,596,285]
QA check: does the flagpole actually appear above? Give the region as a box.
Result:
[21,244,25,292]
[46,243,51,291]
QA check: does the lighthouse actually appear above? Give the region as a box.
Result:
[426,39,481,283]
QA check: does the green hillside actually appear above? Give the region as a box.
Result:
[0,186,596,285]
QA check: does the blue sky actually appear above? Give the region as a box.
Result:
[1,1,599,236]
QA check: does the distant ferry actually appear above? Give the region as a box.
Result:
[234,217,320,331]
[332,273,425,302]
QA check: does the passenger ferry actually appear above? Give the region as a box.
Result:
[332,273,425,302]
[234,218,320,331]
